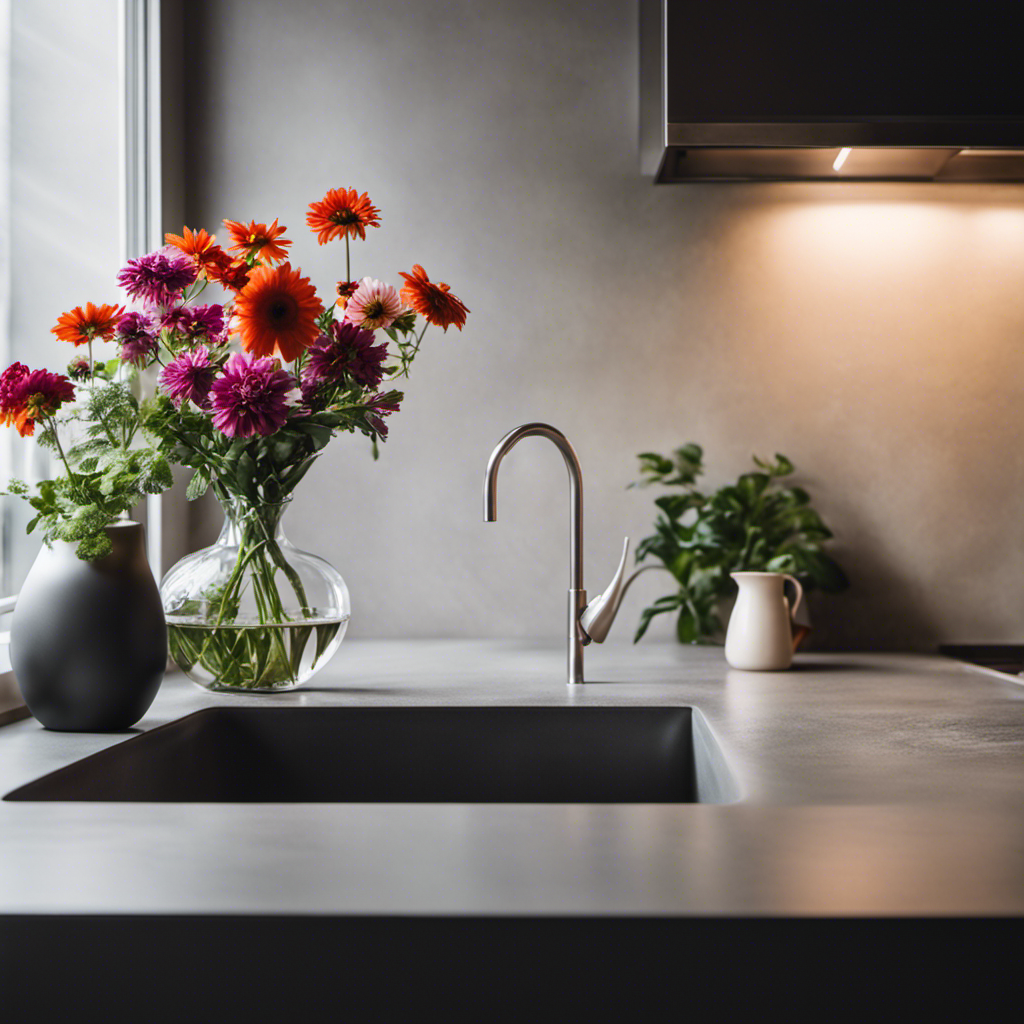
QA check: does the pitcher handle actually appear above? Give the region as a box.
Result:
[781,574,803,619]
[781,574,806,651]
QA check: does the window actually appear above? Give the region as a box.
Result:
[1,0,163,602]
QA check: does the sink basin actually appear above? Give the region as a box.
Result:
[4,706,739,803]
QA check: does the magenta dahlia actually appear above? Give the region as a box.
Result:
[183,303,226,343]
[158,305,192,333]
[115,311,158,367]
[304,321,388,394]
[160,347,218,409]
[117,249,198,307]
[209,352,299,438]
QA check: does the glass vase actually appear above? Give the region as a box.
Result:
[160,496,350,692]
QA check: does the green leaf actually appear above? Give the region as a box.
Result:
[186,469,210,501]
[633,594,683,643]
[75,532,113,561]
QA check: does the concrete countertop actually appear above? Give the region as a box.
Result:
[2,640,1023,917]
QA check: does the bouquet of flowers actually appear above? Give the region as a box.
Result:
[3,185,468,691]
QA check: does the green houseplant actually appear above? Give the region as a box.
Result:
[630,444,848,643]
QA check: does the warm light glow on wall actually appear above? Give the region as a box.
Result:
[833,147,852,172]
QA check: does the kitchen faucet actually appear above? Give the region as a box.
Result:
[483,422,661,684]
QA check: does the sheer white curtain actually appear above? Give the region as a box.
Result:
[1,0,122,597]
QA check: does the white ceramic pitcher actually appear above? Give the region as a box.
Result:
[724,571,804,671]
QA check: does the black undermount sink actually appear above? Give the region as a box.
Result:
[4,706,739,804]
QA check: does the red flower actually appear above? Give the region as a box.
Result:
[398,264,469,332]
[335,280,359,309]
[0,363,75,437]
[165,226,223,274]
[223,218,292,264]
[206,250,252,292]
[51,303,126,347]
[306,188,381,245]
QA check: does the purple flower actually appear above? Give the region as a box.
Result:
[303,321,388,395]
[160,346,217,409]
[183,303,226,343]
[365,390,401,439]
[159,305,192,333]
[114,311,158,367]
[209,352,299,438]
[0,362,30,419]
[117,249,198,308]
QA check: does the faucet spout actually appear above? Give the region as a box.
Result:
[482,423,584,591]
[483,423,588,684]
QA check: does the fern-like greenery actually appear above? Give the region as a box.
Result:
[3,378,172,560]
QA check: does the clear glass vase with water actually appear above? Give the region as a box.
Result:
[160,494,349,692]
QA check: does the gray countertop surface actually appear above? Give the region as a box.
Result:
[2,640,1023,916]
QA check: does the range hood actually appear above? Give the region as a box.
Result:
[641,1,1024,183]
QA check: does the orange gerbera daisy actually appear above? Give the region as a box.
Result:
[165,225,220,271]
[398,265,469,332]
[306,188,381,245]
[233,262,323,362]
[223,218,292,263]
[51,302,126,346]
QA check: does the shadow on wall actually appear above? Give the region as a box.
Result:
[807,555,942,652]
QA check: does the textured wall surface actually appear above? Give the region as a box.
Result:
[177,0,1024,649]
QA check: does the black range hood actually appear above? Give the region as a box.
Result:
[641,1,1024,183]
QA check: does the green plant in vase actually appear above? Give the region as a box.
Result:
[630,444,848,643]
[1,306,173,559]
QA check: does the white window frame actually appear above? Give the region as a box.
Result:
[120,0,164,580]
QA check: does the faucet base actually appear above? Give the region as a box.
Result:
[568,589,589,685]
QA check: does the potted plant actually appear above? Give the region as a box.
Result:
[630,444,848,643]
[1,312,171,730]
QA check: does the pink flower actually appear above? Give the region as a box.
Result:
[342,277,403,330]
[160,347,217,409]
[209,351,298,439]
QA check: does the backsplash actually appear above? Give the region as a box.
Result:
[173,0,1024,649]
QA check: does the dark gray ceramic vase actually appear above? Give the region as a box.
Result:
[10,521,167,732]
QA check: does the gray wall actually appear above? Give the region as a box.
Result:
[178,0,1024,649]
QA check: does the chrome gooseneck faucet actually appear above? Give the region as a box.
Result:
[484,422,661,684]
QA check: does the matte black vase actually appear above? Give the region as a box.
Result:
[10,521,167,732]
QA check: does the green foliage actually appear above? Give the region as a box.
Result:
[140,381,404,508]
[3,379,174,560]
[631,444,849,644]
